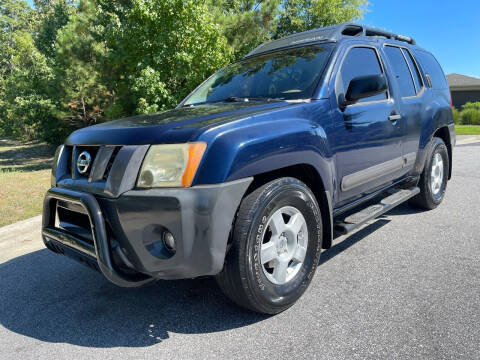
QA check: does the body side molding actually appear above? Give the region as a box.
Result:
[341,152,417,192]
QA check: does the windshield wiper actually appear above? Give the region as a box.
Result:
[183,96,284,107]
[221,96,253,103]
[211,96,284,104]
[222,96,285,103]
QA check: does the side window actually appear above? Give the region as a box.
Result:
[384,46,416,97]
[338,47,388,103]
[415,51,448,89]
[402,48,423,93]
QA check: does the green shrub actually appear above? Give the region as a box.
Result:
[461,108,480,125]
[462,102,480,112]
[452,102,480,125]
[452,108,462,124]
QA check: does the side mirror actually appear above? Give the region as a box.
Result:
[340,74,388,110]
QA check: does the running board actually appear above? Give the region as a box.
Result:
[334,187,420,235]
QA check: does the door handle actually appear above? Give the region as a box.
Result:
[389,114,402,121]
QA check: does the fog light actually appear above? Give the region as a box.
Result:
[163,232,176,253]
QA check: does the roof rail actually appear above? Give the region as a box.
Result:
[245,23,416,58]
[363,27,416,45]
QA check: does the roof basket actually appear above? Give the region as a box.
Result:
[245,23,416,58]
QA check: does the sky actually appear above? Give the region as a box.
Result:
[363,0,480,78]
[26,0,479,78]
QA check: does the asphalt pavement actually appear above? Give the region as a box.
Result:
[0,138,479,359]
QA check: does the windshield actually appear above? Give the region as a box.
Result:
[183,44,334,106]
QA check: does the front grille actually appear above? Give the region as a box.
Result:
[65,145,122,182]
[103,146,121,181]
[55,144,148,198]
[74,146,99,178]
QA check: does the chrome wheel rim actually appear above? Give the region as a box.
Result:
[260,206,309,285]
[431,153,444,196]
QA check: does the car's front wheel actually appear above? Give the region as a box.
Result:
[215,177,323,314]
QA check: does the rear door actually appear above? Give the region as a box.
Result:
[382,45,425,173]
[329,44,404,206]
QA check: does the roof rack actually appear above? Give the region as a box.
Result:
[245,23,416,58]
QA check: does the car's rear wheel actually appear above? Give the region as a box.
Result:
[215,177,322,314]
[410,137,449,210]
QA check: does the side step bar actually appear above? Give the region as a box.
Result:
[335,187,420,235]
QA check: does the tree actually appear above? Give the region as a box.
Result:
[0,0,35,76]
[0,0,369,143]
[277,0,368,38]
[0,0,59,140]
[96,0,232,117]
[208,0,282,59]
[35,0,76,61]
[0,31,59,141]
[0,0,35,136]
[54,1,110,128]
[210,0,368,58]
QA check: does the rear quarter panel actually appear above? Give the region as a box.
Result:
[411,49,454,176]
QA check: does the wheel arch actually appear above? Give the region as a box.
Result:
[244,164,334,250]
[414,123,454,180]
[433,126,453,180]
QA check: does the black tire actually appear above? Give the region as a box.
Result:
[409,137,449,210]
[215,177,323,314]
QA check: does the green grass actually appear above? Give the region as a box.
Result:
[0,138,55,227]
[455,125,480,135]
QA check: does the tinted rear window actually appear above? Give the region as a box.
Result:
[384,46,416,97]
[415,51,448,89]
[402,49,423,93]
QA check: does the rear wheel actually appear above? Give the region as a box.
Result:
[410,137,449,210]
[216,177,323,314]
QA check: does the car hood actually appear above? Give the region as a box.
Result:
[66,102,299,145]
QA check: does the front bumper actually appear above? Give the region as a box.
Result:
[42,178,252,287]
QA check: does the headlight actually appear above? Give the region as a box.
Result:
[137,142,207,188]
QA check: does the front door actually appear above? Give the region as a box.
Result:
[330,45,404,205]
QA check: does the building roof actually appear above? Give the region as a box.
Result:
[447,73,480,90]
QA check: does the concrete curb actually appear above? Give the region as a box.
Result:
[0,215,42,238]
[0,215,44,264]
[456,135,480,145]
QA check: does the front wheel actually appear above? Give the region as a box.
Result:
[215,177,323,314]
[410,137,449,210]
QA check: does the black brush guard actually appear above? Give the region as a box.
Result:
[42,187,153,287]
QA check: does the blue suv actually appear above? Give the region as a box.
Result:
[43,23,455,314]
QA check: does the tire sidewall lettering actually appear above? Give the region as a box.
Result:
[249,183,322,304]
[428,143,448,203]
